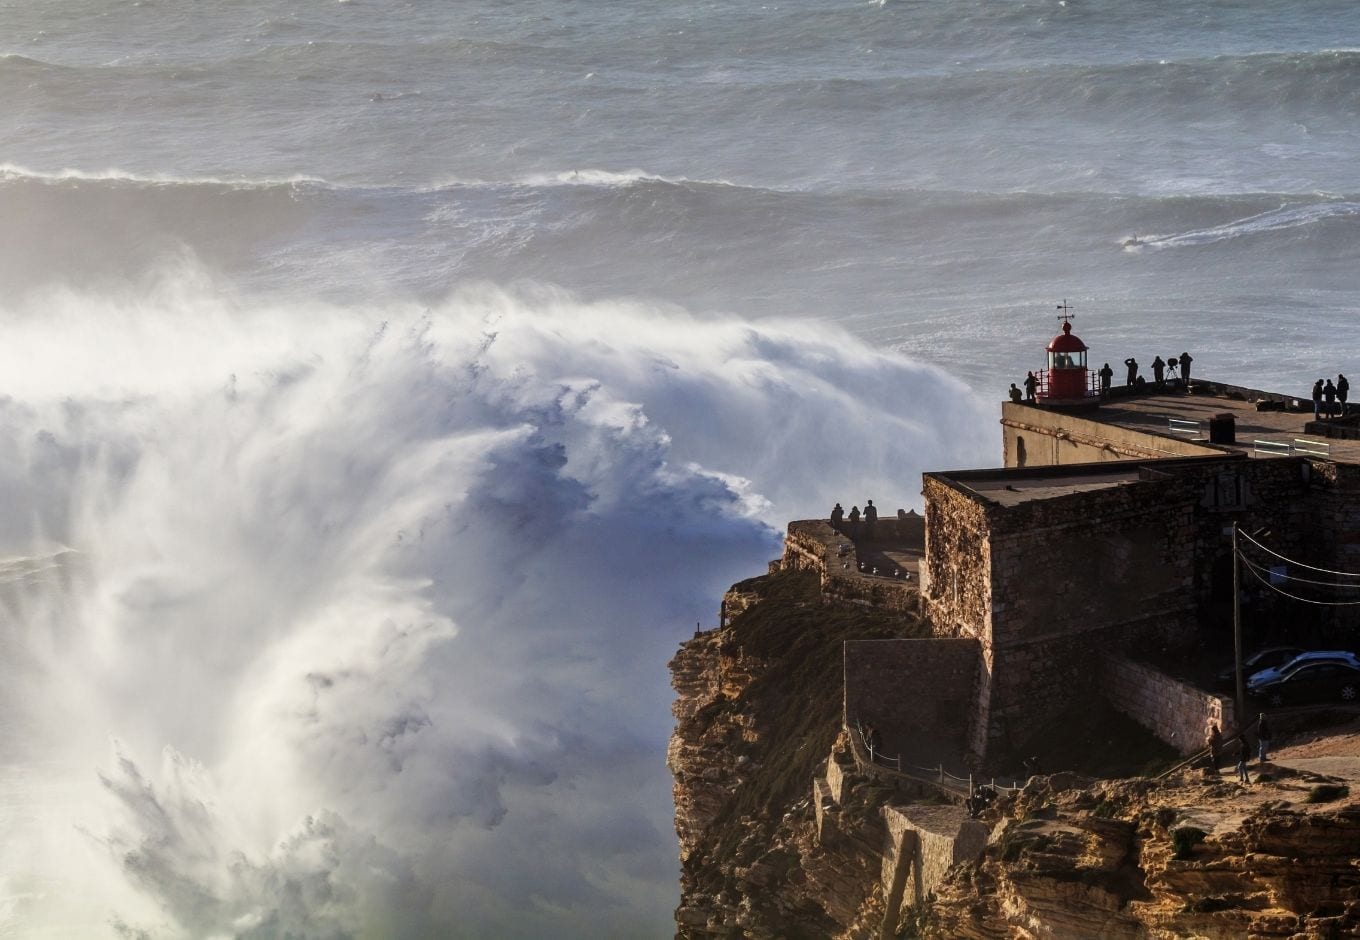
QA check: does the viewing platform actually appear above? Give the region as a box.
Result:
[1003,378,1360,467]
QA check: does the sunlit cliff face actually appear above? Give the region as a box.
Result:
[0,276,992,937]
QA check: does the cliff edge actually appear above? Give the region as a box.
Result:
[670,565,1360,938]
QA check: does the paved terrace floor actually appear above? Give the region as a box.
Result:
[1092,387,1360,463]
[790,519,924,584]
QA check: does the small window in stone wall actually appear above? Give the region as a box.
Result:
[1204,471,1244,510]
[1016,436,1027,467]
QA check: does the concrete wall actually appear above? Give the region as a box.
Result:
[1001,401,1220,468]
[843,638,979,765]
[1102,654,1235,754]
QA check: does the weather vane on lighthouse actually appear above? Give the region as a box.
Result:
[1056,299,1075,329]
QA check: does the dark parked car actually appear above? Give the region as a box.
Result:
[1246,660,1360,708]
[1247,650,1360,688]
[1216,646,1306,688]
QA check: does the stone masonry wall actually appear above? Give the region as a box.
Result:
[880,805,991,937]
[920,477,992,649]
[843,638,980,764]
[1102,653,1235,754]
[782,522,920,615]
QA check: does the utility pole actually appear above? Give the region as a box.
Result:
[1232,523,1245,724]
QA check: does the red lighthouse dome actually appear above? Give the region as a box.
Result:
[1043,318,1092,402]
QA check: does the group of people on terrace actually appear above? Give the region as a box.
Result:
[1113,351,1194,394]
[1310,374,1349,420]
[829,499,877,537]
[1009,350,1195,402]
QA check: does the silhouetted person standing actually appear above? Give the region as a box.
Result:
[1124,357,1139,387]
[1256,713,1272,763]
[1098,362,1113,396]
[1324,379,1338,419]
[1009,383,1023,403]
[1179,351,1193,391]
[848,504,861,536]
[1151,355,1165,388]
[1023,371,1037,402]
[830,502,844,530]
[863,499,878,539]
[1313,379,1324,420]
[1235,735,1251,784]
[1339,374,1350,416]
[1207,723,1223,773]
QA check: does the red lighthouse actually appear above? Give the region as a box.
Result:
[1042,307,1094,403]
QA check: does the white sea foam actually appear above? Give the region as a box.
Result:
[0,276,991,937]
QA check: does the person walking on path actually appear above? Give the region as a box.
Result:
[1098,362,1113,396]
[1207,723,1223,773]
[1023,371,1038,402]
[1124,357,1139,387]
[1339,374,1350,416]
[1257,713,1272,763]
[1151,355,1166,389]
[1179,351,1193,391]
[1324,379,1338,419]
[1313,379,1324,420]
[1235,735,1251,784]
[830,503,844,531]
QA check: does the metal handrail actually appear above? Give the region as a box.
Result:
[1294,438,1331,457]
[1253,439,1292,456]
[1168,417,1203,437]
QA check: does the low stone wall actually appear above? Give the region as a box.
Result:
[783,521,920,615]
[880,805,990,938]
[844,638,980,765]
[1102,653,1235,754]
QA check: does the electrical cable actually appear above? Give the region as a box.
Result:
[1237,527,1360,579]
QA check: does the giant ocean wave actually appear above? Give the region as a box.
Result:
[0,277,992,937]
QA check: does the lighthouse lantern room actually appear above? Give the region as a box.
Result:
[1042,306,1093,403]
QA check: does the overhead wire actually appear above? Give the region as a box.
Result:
[1239,553,1360,607]
[1239,555,1360,590]
[1237,527,1360,579]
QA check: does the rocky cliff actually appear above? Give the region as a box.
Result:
[670,567,1360,939]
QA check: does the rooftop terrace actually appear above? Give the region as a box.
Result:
[1090,381,1360,463]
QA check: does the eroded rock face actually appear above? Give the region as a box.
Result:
[668,571,918,938]
[670,567,1360,940]
[929,774,1360,940]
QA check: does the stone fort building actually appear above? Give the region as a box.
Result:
[796,321,1360,771]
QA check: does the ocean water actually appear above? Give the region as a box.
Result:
[1,1,1358,936]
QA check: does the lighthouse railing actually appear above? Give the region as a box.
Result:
[1036,368,1100,399]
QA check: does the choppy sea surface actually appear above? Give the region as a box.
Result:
[1,1,1358,936]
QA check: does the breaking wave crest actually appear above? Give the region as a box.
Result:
[0,276,992,937]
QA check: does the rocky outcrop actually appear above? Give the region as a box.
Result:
[671,566,1360,939]
[928,771,1360,939]
[669,567,926,937]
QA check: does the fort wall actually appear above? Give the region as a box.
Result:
[1001,401,1220,468]
[843,638,979,766]
[1102,653,1235,755]
[782,521,920,615]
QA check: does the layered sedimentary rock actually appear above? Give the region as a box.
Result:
[671,566,1360,939]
